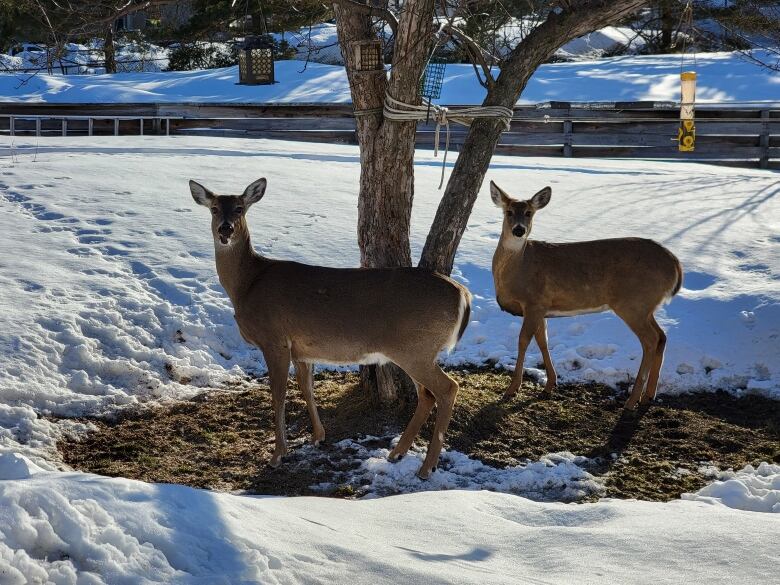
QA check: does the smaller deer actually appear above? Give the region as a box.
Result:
[490,182,683,410]
[190,178,471,479]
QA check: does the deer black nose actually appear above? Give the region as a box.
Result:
[512,225,526,237]
[218,223,234,236]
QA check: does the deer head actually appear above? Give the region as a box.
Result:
[189,178,267,246]
[490,182,551,244]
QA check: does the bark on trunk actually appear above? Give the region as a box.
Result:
[104,24,117,73]
[660,0,675,52]
[333,0,435,403]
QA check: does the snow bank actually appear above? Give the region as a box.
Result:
[1,50,778,104]
[0,471,778,584]
[683,463,780,513]
[1,136,778,465]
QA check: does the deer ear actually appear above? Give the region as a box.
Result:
[242,178,267,207]
[530,186,552,210]
[189,180,214,206]
[490,181,511,208]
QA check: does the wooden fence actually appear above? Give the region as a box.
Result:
[1,101,777,169]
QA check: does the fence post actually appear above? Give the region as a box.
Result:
[563,119,573,157]
[62,119,67,137]
[114,119,119,136]
[166,118,170,136]
[139,119,144,136]
[9,116,14,137]
[88,118,93,136]
[759,110,769,169]
[35,118,41,137]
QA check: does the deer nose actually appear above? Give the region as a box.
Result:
[512,225,526,237]
[218,223,234,236]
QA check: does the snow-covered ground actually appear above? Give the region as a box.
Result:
[1,50,778,104]
[1,454,778,584]
[1,135,778,465]
[1,136,779,582]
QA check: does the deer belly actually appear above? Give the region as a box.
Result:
[290,339,390,367]
[546,305,610,318]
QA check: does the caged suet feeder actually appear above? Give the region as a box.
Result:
[238,35,275,85]
[419,60,446,101]
[351,40,383,72]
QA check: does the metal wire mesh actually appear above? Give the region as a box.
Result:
[419,61,446,100]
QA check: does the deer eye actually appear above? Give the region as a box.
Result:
[524,210,532,218]
[234,206,244,214]
[210,207,219,215]
[506,210,513,217]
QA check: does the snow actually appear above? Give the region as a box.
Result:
[1,50,778,105]
[1,41,168,75]
[1,135,778,470]
[0,469,777,584]
[683,462,780,513]
[292,436,604,501]
[0,443,776,582]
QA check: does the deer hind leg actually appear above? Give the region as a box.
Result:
[294,361,325,445]
[413,365,459,480]
[535,319,557,397]
[388,382,436,462]
[618,312,660,411]
[266,350,291,468]
[641,317,667,406]
[504,311,543,400]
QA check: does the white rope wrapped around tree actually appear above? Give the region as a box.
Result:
[382,95,514,188]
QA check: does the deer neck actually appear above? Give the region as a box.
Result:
[493,231,530,299]
[494,231,529,270]
[214,225,268,304]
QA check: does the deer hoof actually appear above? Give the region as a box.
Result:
[501,389,517,402]
[417,467,432,480]
[268,449,287,468]
[312,432,326,447]
[387,448,403,462]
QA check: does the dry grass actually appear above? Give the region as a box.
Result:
[59,370,780,500]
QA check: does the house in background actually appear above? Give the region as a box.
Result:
[116,1,193,32]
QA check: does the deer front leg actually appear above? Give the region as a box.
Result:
[388,382,435,462]
[504,312,541,400]
[535,319,557,397]
[266,351,291,468]
[294,361,325,445]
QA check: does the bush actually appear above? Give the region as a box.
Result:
[166,43,236,71]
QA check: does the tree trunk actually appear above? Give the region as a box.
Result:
[333,0,435,403]
[104,24,117,73]
[660,0,675,52]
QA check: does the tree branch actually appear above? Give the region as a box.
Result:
[331,0,398,36]
[441,22,496,88]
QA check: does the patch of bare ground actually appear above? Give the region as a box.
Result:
[58,370,780,501]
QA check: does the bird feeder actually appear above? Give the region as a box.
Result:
[352,40,383,72]
[238,35,275,85]
[678,71,696,152]
[419,60,446,101]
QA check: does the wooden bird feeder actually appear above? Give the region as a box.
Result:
[238,35,275,85]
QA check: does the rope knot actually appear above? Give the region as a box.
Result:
[381,94,514,189]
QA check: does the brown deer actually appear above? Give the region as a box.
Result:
[189,178,471,479]
[490,182,683,410]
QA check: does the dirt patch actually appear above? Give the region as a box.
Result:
[58,371,780,501]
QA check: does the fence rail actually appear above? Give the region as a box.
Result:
[1,101,777,169]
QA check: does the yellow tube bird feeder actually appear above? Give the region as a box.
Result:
[678,71,696,152]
